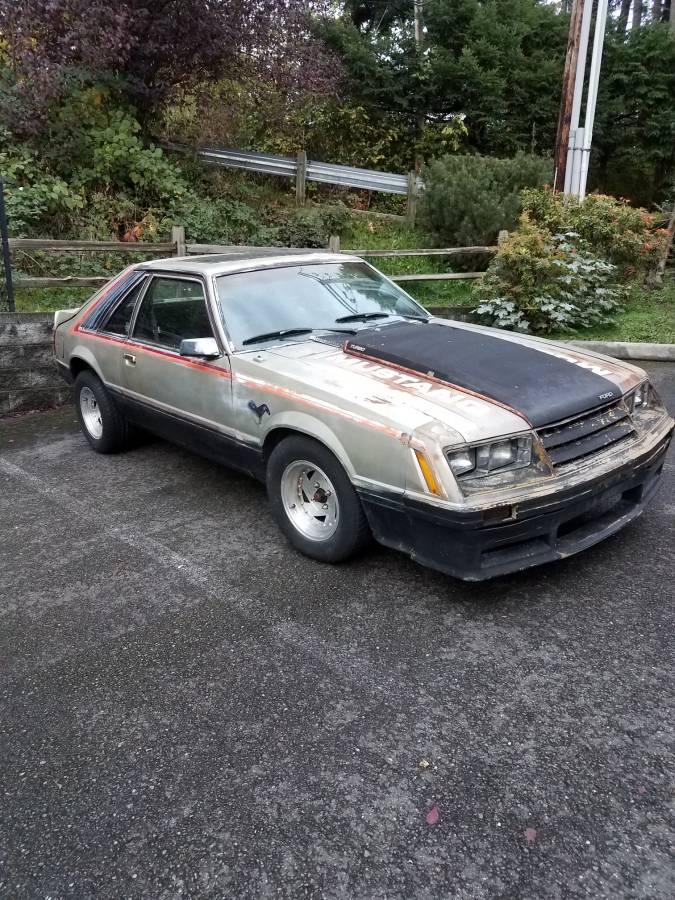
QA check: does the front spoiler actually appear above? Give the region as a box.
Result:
[358,430,673,581]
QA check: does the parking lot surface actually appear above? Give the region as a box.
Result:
[1,362,674,899]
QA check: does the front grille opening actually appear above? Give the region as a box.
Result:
[481,537,550,569]
[538,402,636,468]
[557,485,642,540]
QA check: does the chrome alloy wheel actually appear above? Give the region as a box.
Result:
[280,460,340,542]
[79,386,103,439]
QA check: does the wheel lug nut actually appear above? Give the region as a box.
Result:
[290,503,296,509]
[322,504,328,509]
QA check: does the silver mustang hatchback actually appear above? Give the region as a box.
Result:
[53,250,673,580]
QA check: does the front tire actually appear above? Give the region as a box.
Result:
[74,370,132,454]
[266,435,371,563]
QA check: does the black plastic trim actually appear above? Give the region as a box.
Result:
[108,387,265,480]
[55,359,74,384]
[357,430,673,581]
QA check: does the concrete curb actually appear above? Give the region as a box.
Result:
[566,341,675,362]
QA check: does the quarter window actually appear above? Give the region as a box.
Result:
[100,280,146,336]
[132,277,214,350]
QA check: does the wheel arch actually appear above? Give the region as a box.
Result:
[261,414,357,479]
[69,348,105,382]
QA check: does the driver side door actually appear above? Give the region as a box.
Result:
[118,274,246,467]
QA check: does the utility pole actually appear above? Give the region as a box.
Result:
[413,1,424,171]
[554,0,610,200]
[566,0,609,200]
[553,0,587,193]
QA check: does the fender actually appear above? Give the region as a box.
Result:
[262,410,358,478]
[69,346,108,383]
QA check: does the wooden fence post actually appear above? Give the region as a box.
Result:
[405,172,418,226]
[0,177,14,312]
[328,235,341,253]
[171,225,186,257]
[296,151,307,207]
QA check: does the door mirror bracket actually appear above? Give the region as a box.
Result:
[179,337,221,359]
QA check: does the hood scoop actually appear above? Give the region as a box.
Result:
[343,322,621,427]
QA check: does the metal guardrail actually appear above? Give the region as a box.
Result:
[197,147,421,196]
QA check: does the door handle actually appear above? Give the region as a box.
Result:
[123,352,136,366]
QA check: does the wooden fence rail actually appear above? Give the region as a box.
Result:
[9,239,175,253]
[7,227,495,289]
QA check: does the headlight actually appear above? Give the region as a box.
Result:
[447,436,533,480]
[626,380,651,413]
[625,380,666,425]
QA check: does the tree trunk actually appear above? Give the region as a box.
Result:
[632,0,643,27]
[618,0,632,32]
[670,0,675,29]
[652,0,661,20]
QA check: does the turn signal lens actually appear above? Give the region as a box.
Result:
[414,449,442,496]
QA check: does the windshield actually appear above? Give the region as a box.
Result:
[215,262,427,349]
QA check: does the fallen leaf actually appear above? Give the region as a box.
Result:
[524,827,538,843]
[426,806,439,825]
[419,759,430,769]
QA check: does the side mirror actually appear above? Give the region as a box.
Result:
[179,337,221,359]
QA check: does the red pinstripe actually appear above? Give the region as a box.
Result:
[69,329,232,379]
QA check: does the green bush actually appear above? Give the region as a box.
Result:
[521,187,666,273]
[472,217,623,333]
[266,205,350,248]
[49,90,191,205]
[0,139,84,236]
[174,196,276,245]
[419,153,551,247]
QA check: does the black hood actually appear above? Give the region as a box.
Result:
[343,322,621,427]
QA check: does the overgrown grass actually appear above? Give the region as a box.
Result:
[13,287,92,313]
[341,216,482,307]
[547,280,675,344]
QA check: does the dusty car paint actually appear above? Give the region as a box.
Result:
[54,251,674,579]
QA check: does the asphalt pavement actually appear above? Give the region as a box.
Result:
[1,362,674,899]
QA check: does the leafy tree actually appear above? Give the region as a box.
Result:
[323,3,675,204]
[0,0,340,135]
[322,0,568,165]
[591,22,675,205]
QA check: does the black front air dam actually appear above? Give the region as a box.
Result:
[357,433,672,581]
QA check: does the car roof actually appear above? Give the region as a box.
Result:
[137,248,361,277]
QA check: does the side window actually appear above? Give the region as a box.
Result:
[100,280,146,336]
[132,277,213,350]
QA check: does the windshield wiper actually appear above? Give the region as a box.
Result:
[242,328,313,346]
[334,312,391,324]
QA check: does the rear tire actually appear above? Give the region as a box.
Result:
[74,370,132,454]
[266,435,371,563]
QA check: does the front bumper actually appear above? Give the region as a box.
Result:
[358,430,673,581]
